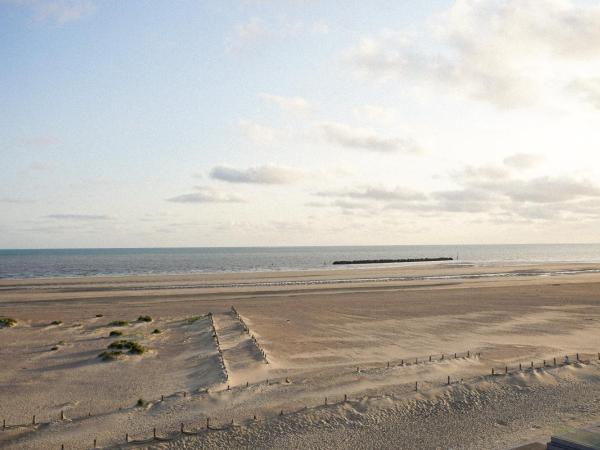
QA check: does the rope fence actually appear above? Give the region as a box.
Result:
[207,312,228,381]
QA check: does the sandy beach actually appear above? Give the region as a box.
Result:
[2,262,600,449]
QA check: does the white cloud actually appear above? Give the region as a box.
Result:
[569,78,600,109]
[210,165,303,184]
[5,0,96,24]
[226,17,269,52]
[352,104,398,125]
[166,186,245,204]
[238,119,280,145]
[260,93,312,114]
[320,122,422,153]
[318,186,426,202]
[345,0,600,108]
[503,153,543,170]
[226,17,329,52]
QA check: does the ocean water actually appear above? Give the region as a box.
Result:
[1,244,600,280]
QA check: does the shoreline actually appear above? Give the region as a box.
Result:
[2,260,600,286]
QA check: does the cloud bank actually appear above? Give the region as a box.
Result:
[345,0,600,108]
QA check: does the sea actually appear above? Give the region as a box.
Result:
[1,244,600,280]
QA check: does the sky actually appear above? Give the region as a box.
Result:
[2,0,600,248]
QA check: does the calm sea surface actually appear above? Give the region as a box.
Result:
[1,244,600,279]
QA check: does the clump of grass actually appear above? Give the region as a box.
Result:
[98,350,123,361]
[108,340,146,354]
[0,317,17,328]
[152,328,161,334]
[57,340,65,345]
[108,320,129,327]
[50,346,59,351]
[128,342,146,354]
[136,398,147,407]
[137,315,152,322]
[50,320,63,326]
[95,314,103,317]
[187,316,202,324]
[109,330,123,337]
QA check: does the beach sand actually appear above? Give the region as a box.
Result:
[2,262,600,449]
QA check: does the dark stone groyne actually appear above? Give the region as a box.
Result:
[332,257,453,265]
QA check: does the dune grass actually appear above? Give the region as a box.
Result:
[152,328,161,334]
[108,320,130,327]
[107,339,146,354]
[99,339,146,361]
[50,320,63,326]
[109,330,123,337]
[137,315,152,322]
[0,317,17,328]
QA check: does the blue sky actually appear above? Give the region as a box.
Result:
[2,0,600,248]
